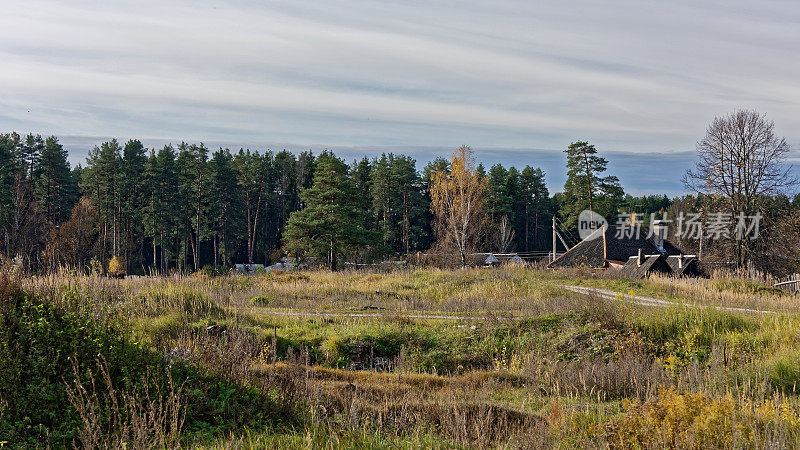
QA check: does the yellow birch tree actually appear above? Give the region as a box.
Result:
[430,146,488,267]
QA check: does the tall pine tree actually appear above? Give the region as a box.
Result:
[284,152,377,270]
[561,141,623,229]
[35,136,72,226]
[208,149,245,267]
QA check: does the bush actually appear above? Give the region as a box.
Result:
[201,264,229,277]
[767,349,800,393]
[251,295,272,306]
[108,255,125,277]
[0,276,296,447]
[0,292,158,445]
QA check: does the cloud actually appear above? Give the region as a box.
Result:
[1,0,799,193]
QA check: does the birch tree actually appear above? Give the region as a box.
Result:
[430,146,488,267]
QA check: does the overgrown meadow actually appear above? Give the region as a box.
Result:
[4,266,800,448]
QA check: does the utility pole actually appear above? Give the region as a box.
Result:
[552,216,557,262]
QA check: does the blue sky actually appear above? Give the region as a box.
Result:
[1,0,799,195]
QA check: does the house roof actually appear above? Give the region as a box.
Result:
[548,226,607,268]
[547,224,683,269]
[621,255,672,279]
[495,253,524,263]
[665,255,698,276]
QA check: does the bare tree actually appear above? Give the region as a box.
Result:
[430,146,488,267]
[496,215,515,252]
[684,110,795,267]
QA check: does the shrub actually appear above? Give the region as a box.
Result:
[108,256,125,277]
[200,264,229,277]
[0,293,158,445]
[603,388,800,448]
[767,349,800,393]
[0,277,296,447]
[251,295,272,306]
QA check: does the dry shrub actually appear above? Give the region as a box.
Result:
[603,387,800,449]
[171,326,261,384]
[0,268,23,314]
[65,358,185,450]
[269,272,310,283]
[529,351,670,401]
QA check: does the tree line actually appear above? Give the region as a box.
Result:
[0,134,555,273]
[1,109,797,275]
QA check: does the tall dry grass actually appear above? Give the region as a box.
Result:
[12,266,800,448]
[65,357,186,450]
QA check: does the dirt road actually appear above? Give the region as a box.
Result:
[558,284,777,315]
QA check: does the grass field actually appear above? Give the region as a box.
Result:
[4,266,800,448]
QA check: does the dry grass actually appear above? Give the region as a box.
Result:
[13,266,800,448]
[65,357,186,450]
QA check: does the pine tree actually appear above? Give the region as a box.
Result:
[284,152,377,270]
[35,136,72,226]
[486,164,511,224]
[351,156,374,231]
[17,134,43,180]
[175,143,197,271]
[143,146,180,272]
[371,154,393,251]
[422,157,449,192]
[0,134,18,235]
[235,149,271,264]
[519,166,549,251]
[12,134,43,269]
[391,155,428,254]
[562,141,623,229]
[119,139,148,272]
[208,149,245,267]
[82,139,123,260]
[181,143,209,271]
[272,150,298,242]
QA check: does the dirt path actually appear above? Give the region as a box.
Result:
[558,284,778,315]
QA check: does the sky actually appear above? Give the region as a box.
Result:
[1,0,799,195]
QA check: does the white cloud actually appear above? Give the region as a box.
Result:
[1,0,799,161]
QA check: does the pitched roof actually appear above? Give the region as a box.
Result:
[665,255,699,276]
[621,255,672,279]
[547,224,683,269]
[547,226,607,268]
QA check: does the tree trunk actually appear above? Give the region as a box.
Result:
[213,233,218,267]
[329,236,336,271]
[222,228,227,267]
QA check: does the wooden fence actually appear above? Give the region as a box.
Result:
[775,273,800,294]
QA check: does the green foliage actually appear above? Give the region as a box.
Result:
[0,277,296,447]
[0,292,154,444]
[35,136,74,225]
[207,149,246,267]
[371,153,429,254]
[284,152,379,270]
[251,294,272,306]
[766,349,800,393]
[711,278,784,296]
[118,139,149,273]
[144,145,182,271]
[561,141,623,229]
[0,133,17,229]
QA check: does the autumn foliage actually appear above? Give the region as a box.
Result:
[42,198,99,272]
[429,146,489,266]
